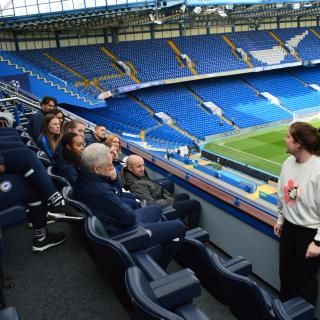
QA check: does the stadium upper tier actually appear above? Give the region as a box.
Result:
[4,27,320,96]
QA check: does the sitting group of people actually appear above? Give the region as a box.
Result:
[1,96,202,268]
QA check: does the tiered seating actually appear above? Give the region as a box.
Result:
[273,28,320,61]
[145,125,193,148]
[11,50,100,98]
[227,30,296,66]
[47,45,135,89]
[64,105,141,135]
[106,39,191,82]
[92,97,157,130]
[134,85,233,140]
[189,77,291,128]
[290,66,320,85]
[244,71,320,111]
[172,35,248,74]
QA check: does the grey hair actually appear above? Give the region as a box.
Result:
[81,143,111,169]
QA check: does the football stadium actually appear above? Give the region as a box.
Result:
[1,0,320,319]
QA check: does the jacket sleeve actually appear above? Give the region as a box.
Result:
[99,183,137,227]
[130,180,170,208]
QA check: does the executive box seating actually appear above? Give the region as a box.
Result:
[210,252,314,320]
[85,215,211,305]
[125,266,212,320]
[175,237,252,304]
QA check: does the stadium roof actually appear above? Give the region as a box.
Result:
[1,0,320,31]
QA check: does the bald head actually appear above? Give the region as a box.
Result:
[127,155,145,177]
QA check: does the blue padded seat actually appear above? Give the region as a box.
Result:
[176,238,251,304]
[36,151,52,167]
[211,252,273,319]
[85,216,167,300]
[0,307,19,320]
[0,206,26,228]
[125,266,212,320]
[85,216,197,303]
[47,166,71,191]
[272,298,314,320]
[61,186,91,248]
[25,140,40,153]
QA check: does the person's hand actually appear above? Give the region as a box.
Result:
[107,166,117,181]
[0,165,5,175]
[306,241,320,258]
[274,223,283,237]
[110,146,118,160]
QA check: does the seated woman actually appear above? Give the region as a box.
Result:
[54,132,84,186]
[37,114,61,160]
[47,109,65,128]
[105,134,124,172]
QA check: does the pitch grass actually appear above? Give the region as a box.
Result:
[204,120,320,177]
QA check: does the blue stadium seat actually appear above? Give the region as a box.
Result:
[272,298,314,320]
[125,266,211,320]
[176,238,252,304]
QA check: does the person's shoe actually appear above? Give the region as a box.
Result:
[47,204,85,222]
[32,231,66,253]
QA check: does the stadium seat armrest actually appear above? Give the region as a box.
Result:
[111,225,151,252]
[273,297,314,320]
[162,206,176,220]
[186,227,209,243]
[222,256,252,276]
[150,269,201,309]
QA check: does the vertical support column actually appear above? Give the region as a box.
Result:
[297,16,301,28]
[103,28,109,44]
[55,31,61,48]
[277,17,280,29]
[13,32,19,51]
[111,28,119,44]
[150,25,155,40]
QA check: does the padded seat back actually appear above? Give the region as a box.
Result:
[47,166,71,191]
[211,253,273,320]
[85,216,136,298]
[36,151,52,167]
[62,186,92,217]
[176,238,225,303]
[125,266,184,320]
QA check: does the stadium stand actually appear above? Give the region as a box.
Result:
[243,70,320,111]
[227,30,297,66]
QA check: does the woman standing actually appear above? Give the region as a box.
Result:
[274,121,320,305]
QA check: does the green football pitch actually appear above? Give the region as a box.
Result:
[204,120,320,177]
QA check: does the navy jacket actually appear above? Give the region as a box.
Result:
[73,168,136,234]
[27,110,44,141]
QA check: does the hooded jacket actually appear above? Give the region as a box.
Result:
[122,168,174,208]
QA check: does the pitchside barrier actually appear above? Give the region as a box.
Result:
[292,106,320,121]
[201,149,279,182]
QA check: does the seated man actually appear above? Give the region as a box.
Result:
[85,124,107,145]
[27,96,57,141]
[123,155,201,228]
[73,143,186,267]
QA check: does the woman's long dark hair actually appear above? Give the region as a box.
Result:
[41,114,61,151]
[60,132,82,166]
[289,121,320,155]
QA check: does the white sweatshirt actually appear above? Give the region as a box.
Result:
[278,155,320,241]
